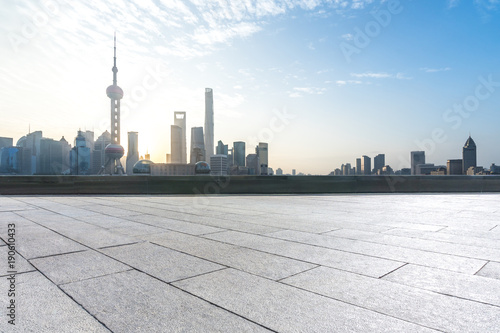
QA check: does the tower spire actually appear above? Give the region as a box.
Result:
[112,31,118,86]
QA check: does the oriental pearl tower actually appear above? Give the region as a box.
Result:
[100,33,125,175]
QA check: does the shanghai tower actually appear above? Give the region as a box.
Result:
[204,88,214,159]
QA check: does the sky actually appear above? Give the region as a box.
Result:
[1,0,500,175]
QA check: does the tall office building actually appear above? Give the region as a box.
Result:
[356,158,361,175]
[70,130,91,175]
[233,141,245,167]
[82,131,94,150]
[216,140,228,156]
[411,151,425,175]
[126,132,139,175]
[447,159,463,175]
[39,138,69,175]
[174,112,187,163]
[0,137,13,150]
[171,125,182,164]
[246,154,260,175]
[361,155,371,175]
[204,88,214,159]
[93,131,111,174]
[210,154,228,176]
[462,136,477,174]
[343,163,352,176]
[16,131,42,175]
[257,142,269,175]
[374,154,385,173]
[190,127,205,164]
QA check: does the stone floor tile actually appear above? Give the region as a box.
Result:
[30,250,130,285]
[147,231,318,280]
[476,261,500,280]
[101,242,224,282]
[173,268,436,332]
[382,264,500,306]
[267,229,486,274]
[282,266,500,332]
[61,270,269,332]
[205,230,405,278]
[0,271,110,332]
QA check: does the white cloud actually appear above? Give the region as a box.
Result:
[351,72,411,79]
[289,86,327,97]
[336,80,362,86]
[420,67,452,73]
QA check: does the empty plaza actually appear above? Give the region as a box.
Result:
[1,193,500,332]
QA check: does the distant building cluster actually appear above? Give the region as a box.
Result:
[144,88,273,177]
[0,36,279,177]
[329,135,500,176]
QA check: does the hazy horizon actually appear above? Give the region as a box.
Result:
[1,0,500,174]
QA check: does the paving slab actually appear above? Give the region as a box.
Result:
[205,230,405,278]
[101,242,225,282]
[325,228,500,261]
[15,224,87,259]
[173,268,436,332]
[382,264,500,306]
[281,266,500,332]
[146,231,317,280]
[39,220,138,249]
[476,261,500,280]
[30,250,130,285]
[0,271,110,332]
[385,228,500,249]
[267,229,486,274]
[125,214,224,235]
[61,269,269,332]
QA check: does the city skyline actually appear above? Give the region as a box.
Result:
[1,1,500,174]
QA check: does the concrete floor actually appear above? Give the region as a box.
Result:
[1,194,500,332]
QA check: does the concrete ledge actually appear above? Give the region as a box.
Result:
[1,175,500,194]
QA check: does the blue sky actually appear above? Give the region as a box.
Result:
[1,0,500,174]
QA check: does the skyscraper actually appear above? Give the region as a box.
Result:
[174,112,187,163]
[374,154,385,173]
[93,131,111,174]
[204,88,214,159]
[257,142,269,175]
[210,154,228,176]
[104,34,125,175]
[39,138,69,175]
[361,155,371,175]
[246,154,260,175]
[411,151,425,175]
[171,125,182,164]
[356,158,361,175]
[0,137,13,150]
[216,140,228,156]
[190,127,205,164]
[233,141,245,167]
[70,130,91,175]
[126,132,139,175]
[462,135,477,174]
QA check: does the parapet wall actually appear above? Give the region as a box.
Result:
[1,175,500,195]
